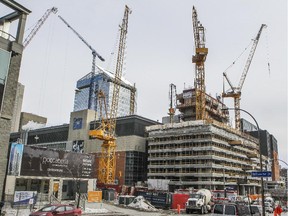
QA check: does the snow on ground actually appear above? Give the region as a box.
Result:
[128,196,158,212]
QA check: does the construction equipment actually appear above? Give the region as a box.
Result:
[58,15,105,110]
[23,7,58,48]
[222,24,267,130]
[168,83,177,123]
[129,83,136,115]
[89,5,131,184]
[192,6,208,120]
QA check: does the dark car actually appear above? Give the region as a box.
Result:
[29,204,82,216]
[250,205,262,216]
[212,203,251,216]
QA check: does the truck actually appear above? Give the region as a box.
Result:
[185,189,212,214]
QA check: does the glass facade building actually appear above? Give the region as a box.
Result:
[73,66,136,118]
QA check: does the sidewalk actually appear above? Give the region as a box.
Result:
[0,201,129,216]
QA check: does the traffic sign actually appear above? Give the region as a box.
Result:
[251,171,272,177]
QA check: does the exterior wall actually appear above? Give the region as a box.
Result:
[11,83,24,132]
[146,120,261,193]
[4,175,16,195]
[86,135,146,153]
[0,1,29,198]
[68,109,96,153]
[19,112,47,131]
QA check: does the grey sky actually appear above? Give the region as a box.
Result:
[2,0,287,162]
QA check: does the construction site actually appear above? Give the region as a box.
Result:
[1,1,286,214]
[146,7,269,195]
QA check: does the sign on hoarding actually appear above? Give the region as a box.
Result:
[14,191,37,206]
[7,143,24,176]
[20,145,95,178]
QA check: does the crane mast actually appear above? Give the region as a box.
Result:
[58,15,105,110]
[89,5,131,184]
[168,83,177,123]
[23,7,58,48]
[222,24,267,130]
[192,6,208,120]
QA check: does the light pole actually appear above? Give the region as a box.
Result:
[222,107,265,216]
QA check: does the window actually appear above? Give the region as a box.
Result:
[66,206,74,211]
[225,205,236,215]
[56,206,65,212]
[213,204,224,214]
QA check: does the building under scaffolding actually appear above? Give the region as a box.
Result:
[146,119,265,195]
[177,87,229,123]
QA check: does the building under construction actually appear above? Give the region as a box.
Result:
[146,6,266,195]
[147,82,265,195]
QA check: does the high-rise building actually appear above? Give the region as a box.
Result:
[73,66,136,118]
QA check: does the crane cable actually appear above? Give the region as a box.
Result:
[223,40,253,74]
[38,16,55,116]
[264,28,271,75]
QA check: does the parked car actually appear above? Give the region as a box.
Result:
[264,202,274,213]
[212,203,251,216]
[29,204,82,216]
[250,205,262,216]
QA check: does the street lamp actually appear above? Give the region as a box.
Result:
[222,107,265,216]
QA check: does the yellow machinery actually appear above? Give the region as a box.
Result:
[89,5,131,185]
[192,6,208,120]
[222,24,266,130]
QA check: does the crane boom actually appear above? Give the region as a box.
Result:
[237,24,267,91]
[58,15,105,110]
[192,6,208,120]
[222,24,267,130]
[108,5,131,136]
[23,7,58,48]
[58,15,105,62]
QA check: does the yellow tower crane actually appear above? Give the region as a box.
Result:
[222,24,267,130]
[192,6,208,120]
[89,5,131,185]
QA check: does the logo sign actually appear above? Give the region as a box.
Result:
[251,171,272,177]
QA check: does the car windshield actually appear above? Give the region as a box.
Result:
[191,194,202,199]
[214,204,224,214]
[251,206,259,212]
[225,205,236,215]
[40,205,58,212]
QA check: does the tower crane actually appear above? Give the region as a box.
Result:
[58,15,105,110]
[222,24,267,130]
[192,6,208,120]
[23,7,58,48]
[168,83,177,123]
[89,5,131,184]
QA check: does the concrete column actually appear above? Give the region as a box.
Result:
[27,179,32,191]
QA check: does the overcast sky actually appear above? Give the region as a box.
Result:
[1,0,287,162]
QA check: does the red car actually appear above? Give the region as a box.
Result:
[29,204,82,216]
